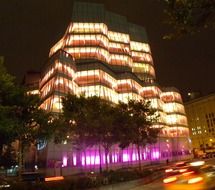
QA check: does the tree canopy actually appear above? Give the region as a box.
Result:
[163,0,215,38]
[116,100,160,170]
[58,94,160,171]
[0,60,18,155]
[0,60,54,170]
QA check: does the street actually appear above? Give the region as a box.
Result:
[131,158,215,190]
[131,179,164,190]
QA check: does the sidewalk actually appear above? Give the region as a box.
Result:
[89,160,192,190]
[89,170,163,190]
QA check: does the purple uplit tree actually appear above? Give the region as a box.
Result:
[60,95,118,172]
[58,94,160,172]
[86,96,118,172]
[60,95,92,168]
[117,100,160,170]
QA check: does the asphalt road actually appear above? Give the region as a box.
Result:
[130,158,215,190]
[131,179,164,190]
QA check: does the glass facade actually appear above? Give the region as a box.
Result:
[39,2,191,173]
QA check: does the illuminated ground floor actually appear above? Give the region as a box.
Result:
[34,136,192,176]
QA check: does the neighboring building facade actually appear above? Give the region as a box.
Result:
[38,2,191,175]
[23,71,40,95]
[185,93,215,149]
[186,91,202,102]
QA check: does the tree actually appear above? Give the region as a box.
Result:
[0,106,17,157]
[60,95,161,172]
[0,145,17,169]
[0,61,54,174]
[12,92,54,174]
[0,57,16,106]
[61,95,118,172]
[162,0,215,38]
[117,100,160,170]
[0,60,17,155]
[61,94,94,168]
[113,102,132,166]
[86,96,118,171]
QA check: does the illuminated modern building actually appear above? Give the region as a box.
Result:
[185,93,215,149]
[38,2,191,174]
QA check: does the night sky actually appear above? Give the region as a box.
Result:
[0,0,215,100]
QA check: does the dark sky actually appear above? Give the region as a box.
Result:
[0,0,214,99]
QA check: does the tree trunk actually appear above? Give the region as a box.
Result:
[84,149,87,170]
[128,146,131,167]
[0,143,3,157]
[120,149,124,168]
[137,144,141,170]
[93,148,96,167]
[18,139,24,180]
[34,143,38,170]
[98,144,102,173]
[105,148,109,171]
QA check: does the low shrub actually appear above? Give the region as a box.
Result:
[106,168,153,184]
[8,168,154,190]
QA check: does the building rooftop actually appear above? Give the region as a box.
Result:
[72,1,148,42]
[185,92,215,105]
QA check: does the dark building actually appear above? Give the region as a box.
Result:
[23,71,40,95]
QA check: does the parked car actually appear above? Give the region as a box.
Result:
[21,172,45,182]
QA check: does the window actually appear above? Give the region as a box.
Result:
[207,120,210,127]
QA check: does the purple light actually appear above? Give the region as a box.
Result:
[86,156,91,165]
[70,145,167,167]
[132,153,136,161]
[81,155,101,166]
[73,156,77,166]
[152,151,160,159]
[112,154,117,163]
[140,153,142,160]
[81,157,85,165]
[143,152,146,160]
[62,156,68,167]
[145,147,149,152]
[102,155,110,163]
[95,156,100,165]
[91,156,94,165]
[123,153,129,162]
